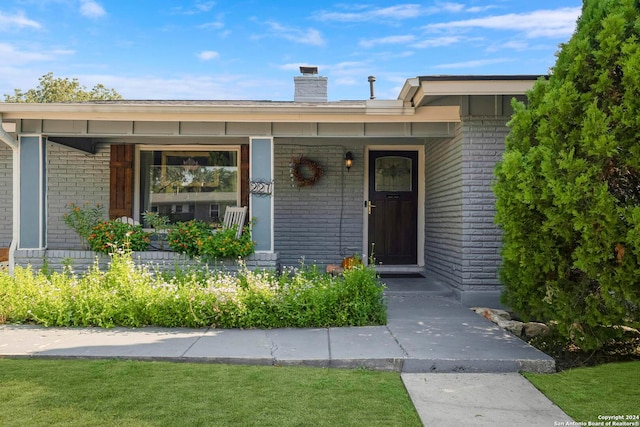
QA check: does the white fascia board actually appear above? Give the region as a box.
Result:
[421,79,537,97]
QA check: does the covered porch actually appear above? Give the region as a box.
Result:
[0,74,539,307]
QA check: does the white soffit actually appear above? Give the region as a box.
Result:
[1,122,16,133]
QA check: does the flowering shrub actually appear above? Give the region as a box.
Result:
[167,219,255,260]
[200,226,255,259]
[62,202,105,249]
[166,220,215,257]
[87,220,151,253]
[0,252,386,328]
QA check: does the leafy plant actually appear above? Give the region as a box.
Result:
[142,211,171,250]
[62,202,105,249]
[87,220,151,254]
[166,219,255,259]
[142,211,170,232]
[4,72,122,102]
[166,220,215,257]
[0,252,386,329]
[200,226,255,260]
[493,0,640,350]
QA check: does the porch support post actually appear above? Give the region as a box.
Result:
[0,115,19,272]
[18,136,47,249]
[249,137,274,252]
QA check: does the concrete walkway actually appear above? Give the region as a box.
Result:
[0,276,572,425]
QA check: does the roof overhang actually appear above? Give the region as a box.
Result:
[399,75,544,107]
[0,114,18,149]
[0,100,460,123]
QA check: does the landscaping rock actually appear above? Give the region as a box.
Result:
[497,319,525,337]
[472,307,512,324]
[523,322,550,338]
[472,308,551,339]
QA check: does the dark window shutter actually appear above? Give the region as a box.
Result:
[241,144,249,209]
[109,144,133,219]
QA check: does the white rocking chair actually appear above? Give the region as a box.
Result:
[222,206,247,239]
[115,216,140,226]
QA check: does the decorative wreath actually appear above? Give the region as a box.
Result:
[291,156,324,187]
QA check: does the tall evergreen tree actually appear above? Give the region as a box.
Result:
[494,0,640,350]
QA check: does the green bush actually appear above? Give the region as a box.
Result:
[62,202,105,249]
[493,0,640,350]
[87,220,151,253]
[166,220,215,257]
[0,253,386,329]
[200,226,255,259]
[167,219,255,260]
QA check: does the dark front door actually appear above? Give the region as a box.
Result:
[367,150,418,265]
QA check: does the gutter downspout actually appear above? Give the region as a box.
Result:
[0,114,19,274]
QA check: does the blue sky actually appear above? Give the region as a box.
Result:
[0,0,582,101]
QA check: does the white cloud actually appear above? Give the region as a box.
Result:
[198,50,219,60]
[0,43,73,65]
[75,73,290,100]
[425,7,581,38]
[413,35,477,48]
[467,5,498,13]
[80,0,106,19]
[198,21,224,30]
[439,2,465,13]
[359,35,416,48]
[278,61,368,74]
[195,1,216,13]
[501,40,530,50]
[0,11,41,30]
[313,3,485,22]
[265,22,325,46]
[171,1,216,15]
[433,58,512,69]
[315,4,432,22]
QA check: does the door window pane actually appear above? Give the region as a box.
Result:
[375,156,412,192]
[140,150,238,224]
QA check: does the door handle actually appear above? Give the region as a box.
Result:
[366,200,376,214]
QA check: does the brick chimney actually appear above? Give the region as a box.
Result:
[294,66,328,102]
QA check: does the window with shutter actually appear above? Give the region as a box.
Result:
[109,144,133,219]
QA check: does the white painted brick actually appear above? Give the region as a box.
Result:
[274,144,363,267]
[46,142,110,249]
[0,145,12,247]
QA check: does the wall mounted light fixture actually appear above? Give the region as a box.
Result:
[345,151,353,171]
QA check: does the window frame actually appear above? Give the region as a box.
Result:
[134,144,241,224]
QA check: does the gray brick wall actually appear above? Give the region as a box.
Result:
[14,249,279,273]
[424,130,464,287]
[460,116,508,291]
[47,142,110,249]
[0,144,12,247]
[274,143,363,269]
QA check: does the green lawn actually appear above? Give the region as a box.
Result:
[0,359,421,427]
[525,361,640,422]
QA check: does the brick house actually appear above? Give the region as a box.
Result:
[0,71,538,307]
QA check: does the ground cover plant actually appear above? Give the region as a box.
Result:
[0,359,421,427]
[493,0,640,350]
[0,252,386,328]
[525,361,640,423]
